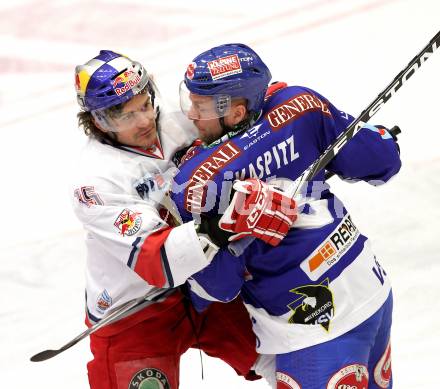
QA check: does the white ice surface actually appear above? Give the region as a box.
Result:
[0,0,439,388]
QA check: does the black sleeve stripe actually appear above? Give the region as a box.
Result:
[127,237,142,268]
[160,245,174,288]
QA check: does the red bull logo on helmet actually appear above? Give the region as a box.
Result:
[112,70,141,96]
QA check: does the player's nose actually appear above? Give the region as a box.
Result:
[135,110,155,126]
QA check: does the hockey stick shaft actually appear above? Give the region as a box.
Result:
[30,288,167,362]
[292,29,440,196]
[229,30,440,256]
[30,193,184,361]
[324,125,402,180]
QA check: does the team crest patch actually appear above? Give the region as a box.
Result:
[276,371,301,389]
[96,289,112,314]
[327,364,368,389]
[287,278,334,331]
[207,54,242,80]
[114,208,142,236]
[128,368,170,389]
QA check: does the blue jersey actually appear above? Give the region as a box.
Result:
[171,85,400,353]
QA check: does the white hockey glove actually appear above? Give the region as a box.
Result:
[219,178,297,246]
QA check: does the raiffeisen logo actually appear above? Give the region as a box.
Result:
[112,70,141,96]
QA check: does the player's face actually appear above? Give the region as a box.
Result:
[111,94,157,148]
[192,117,224,145]
[188,94,246,144]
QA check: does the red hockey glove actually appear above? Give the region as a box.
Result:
[219,178,297,246]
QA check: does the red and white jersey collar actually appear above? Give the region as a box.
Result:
[118,137,164,159]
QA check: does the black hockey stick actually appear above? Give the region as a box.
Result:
[30,288,167,362]
[292,30,439,197]
[30,192,183,362]
[229,29,440,256]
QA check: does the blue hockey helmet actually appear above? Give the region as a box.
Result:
[75,50,149,112]
[181,43,272,117]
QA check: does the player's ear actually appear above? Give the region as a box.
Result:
[230,102,247,125]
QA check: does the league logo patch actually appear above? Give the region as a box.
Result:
[112,70,141,96]
[287,278,334,332]
[327,364,369,389]
[207,54,242,80]
[114,208,142,236]
[96,289,112,314]
[128,367,170,389]
[276,371,301,389]
[374,342,392,388]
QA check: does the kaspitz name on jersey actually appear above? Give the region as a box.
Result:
[235,133,299,180]
[183,133,300,213]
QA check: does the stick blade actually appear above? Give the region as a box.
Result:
[30,349,62,362]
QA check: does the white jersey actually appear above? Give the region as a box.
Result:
[71,112,210,328]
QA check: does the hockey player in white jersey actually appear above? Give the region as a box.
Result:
[73,50,291,389]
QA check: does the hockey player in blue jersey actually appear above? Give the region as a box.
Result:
[170,43,400,388]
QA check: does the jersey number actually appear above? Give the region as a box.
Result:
[74,186,104,207]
